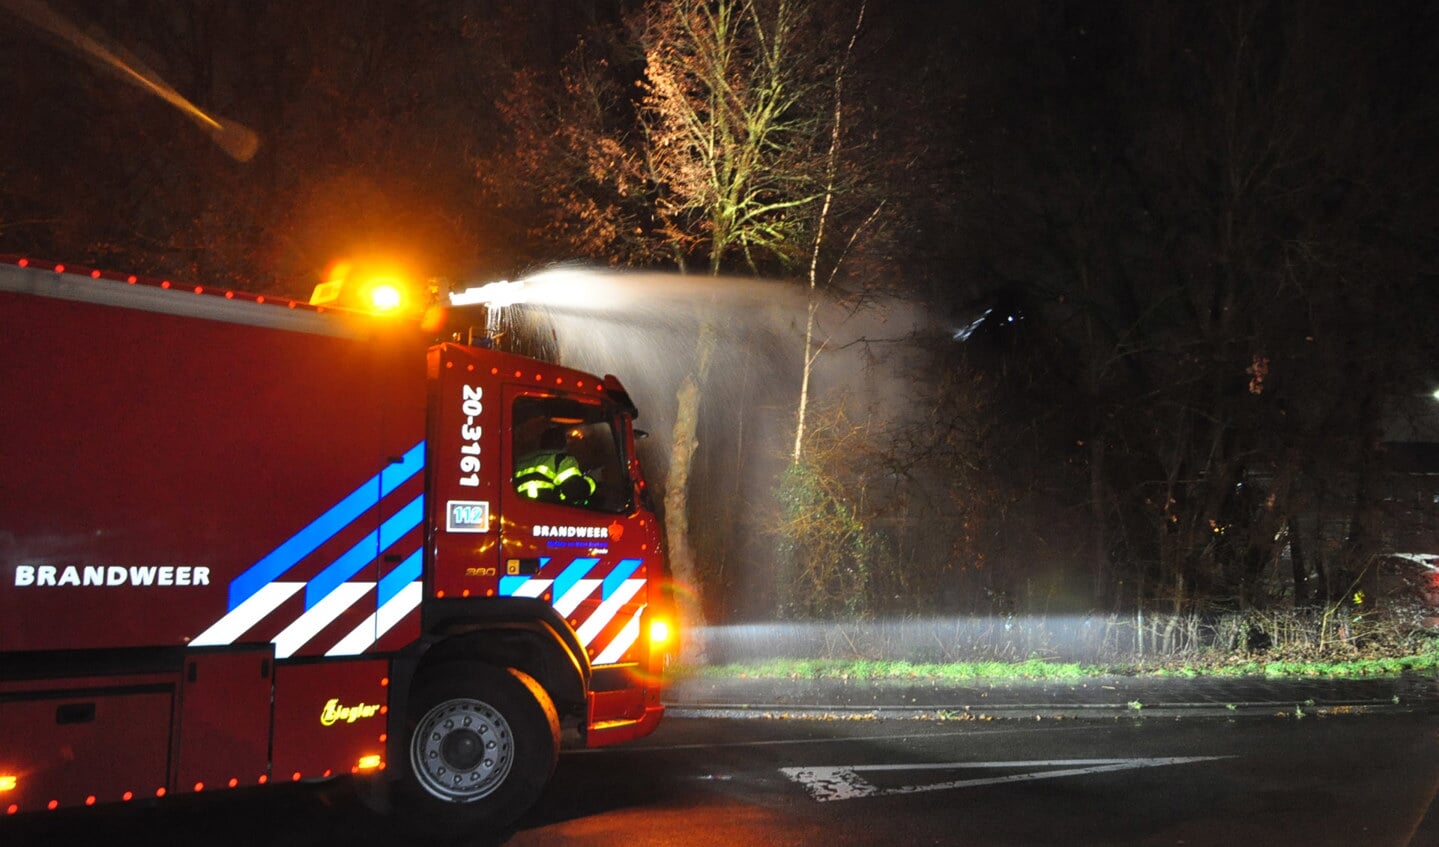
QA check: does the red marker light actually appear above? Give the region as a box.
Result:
[90,270,101,278]
[160,281,171,289]
[47,799,58,810]
[54,264,65,273]
[16,258,28,267]
[122,791,133,802]
[228,778,238,788]
[85,795,96,806]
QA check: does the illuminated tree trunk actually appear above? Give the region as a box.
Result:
[664,319,716,662]
[793,0,865,464]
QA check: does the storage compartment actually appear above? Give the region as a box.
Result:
[176,647,274,793]
[0,677,175,812]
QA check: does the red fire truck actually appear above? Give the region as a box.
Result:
[0,257,671,827]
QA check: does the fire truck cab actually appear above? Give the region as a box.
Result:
[0,258,670,827]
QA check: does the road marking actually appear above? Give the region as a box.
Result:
[781,756,1234,802]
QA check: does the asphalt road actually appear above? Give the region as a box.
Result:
[6,711,1439,847]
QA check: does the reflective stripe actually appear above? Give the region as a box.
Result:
[576,579,645,647]
[496,556,648,662]
[191,581,305,646]
[592,607,644,665]
[552,557,600,599]
[377,549,422,607]
[327,580,423,656]
[272,581,373,659]
[504,578,552,599]
[514,451,592,502]
[193,444,426,656]
[554,579,602,617]
[602,558,642,600]
[226,441,424,611]
[304,495,423,610]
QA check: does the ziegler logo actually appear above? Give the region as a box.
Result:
[320,698,382,726]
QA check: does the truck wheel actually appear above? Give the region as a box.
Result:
[399,662,560,831]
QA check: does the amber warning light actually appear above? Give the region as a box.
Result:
[309,259,414,316]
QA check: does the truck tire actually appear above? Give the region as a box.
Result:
[398,662,561,832]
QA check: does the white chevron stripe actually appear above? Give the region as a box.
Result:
[575,579,645,648]
[190,581,304,647]
[375,580,423,639]
[326,580,423,656]
[273,582,373,659]
[512,578,552,599]
[554,578,602,617]
[592,607,644,665]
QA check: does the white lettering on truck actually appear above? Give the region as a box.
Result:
[457,383,483,488]
[13,565,210,587]
[532,525,610,539]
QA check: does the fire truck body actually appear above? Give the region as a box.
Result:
[0,259,667,821]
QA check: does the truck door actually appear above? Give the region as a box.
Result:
[497,386,658,668]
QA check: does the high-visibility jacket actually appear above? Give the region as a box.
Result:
[514,451,596,502]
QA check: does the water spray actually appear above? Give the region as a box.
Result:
[450,279,528,309]
[1,0,259,162]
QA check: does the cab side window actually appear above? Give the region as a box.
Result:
[512,395,631,514]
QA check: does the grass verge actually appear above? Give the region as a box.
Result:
[687,650,1439,682]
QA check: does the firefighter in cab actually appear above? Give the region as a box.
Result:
[514,426,596,505]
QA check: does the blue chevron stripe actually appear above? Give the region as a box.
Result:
[304,495,425,610]
[377,549,423,607]
[552,557,600,599]
[602,558,643,599]
[225,441,425,611]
